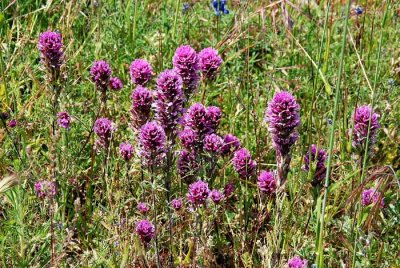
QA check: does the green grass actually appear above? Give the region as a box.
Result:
[0,0,399,267]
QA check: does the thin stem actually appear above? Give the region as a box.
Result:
[150,167,161,268]
[316,1,351,267]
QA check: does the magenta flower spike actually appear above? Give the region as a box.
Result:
[362,188,384,208]
[232,148,257,179]
[130,86,153,130]
[90,60,112,91]
[187,180,210,206]
[303,144,327,187]
[257,170,277,195]
[119,142,134,161]
[57,112,71,129]
[34,180,57,199]
[135,219,155,244]
[351,105,380,153]
[38,31,64,72]
[177,150,200,184]
[288,256,308,268]
[138,121,166,167]
[173,45,200,97]
[198,47,223,80]
[130,59,154,87]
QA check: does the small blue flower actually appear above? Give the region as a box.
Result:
[388,79,395,86]
[183,3,190,13]
[355,6,363,15]
[220,0,229,14]
[212,0,229,16]
[327,118,333,125]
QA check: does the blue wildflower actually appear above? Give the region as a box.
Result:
[388,79,395,86]
[183,3,190,13]
[220,0,229,14]
[212,0,229,16]
[355,6,363,15]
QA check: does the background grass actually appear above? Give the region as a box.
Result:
[0,0,399,267]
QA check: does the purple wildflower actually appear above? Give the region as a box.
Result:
[232,148,257,179]
[265,91,300,185]
[137,202,150,214]
[130,86,153,130]
[34,180,57,199]
[209,189,224,203]
[38,31,64,70]
[1,112,9,120]
[203,134,223,154]
[183,103,209,138]
[223,181,235,197]
[135,219,155,244]
[221,134,241,155]
[288,256,308,268]
[179,128,198,149]
[109,77,123,91]
[172,45,200,96]
[57,111,71,129]
[303,144,327,186]
[8,119,17,128]
[93,118,115,149]
[155,69,184,137]
[119,142,134,161]
[206,106,222,132]
[257,171,277,195]
[90,60,112,91]
[351,105,380,152]
[130,59,154,87]
[171,198,183,211]
[187,180,210,206]
[198,47,223,80]
[138,121,166,167]
[177,150,200,184]
[362,188,384,208]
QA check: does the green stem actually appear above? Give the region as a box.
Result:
[316,2,351,267]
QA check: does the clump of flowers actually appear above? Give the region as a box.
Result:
[109,77,123,91]
[90,60,112,91]
[198,47,223,80]
[155,69,184,138]
[38,31,64,73]
[171,198,183,211]
[206,106,222,132]
[177,150,199,184]
[137,202,150,214]
[179,128,198,149]
[232,148,257,179]
[93,118,115,149]
[34,180,57,199]
[119,142,134,161]
[203,134,223,154]
[187,180,210,206]
[221,134,241,155]
[138,121,166,167]
[303,144,327,187]
[135,219,155,244]
[362,188,384,208]
[130,59,154,87]
[351,105,380,153]
[57,111,71,129]
[130,86,153,130]
[265,91,300,185]
[257,170,277,195]
[8,119,17,128]
[209,189,224,203]
[288,256,308,268]
[172,45,200,97]
[224,181,235,197]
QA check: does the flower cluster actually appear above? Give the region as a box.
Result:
[137,202,150,214]
[155,69,184,137]
[224,181,235,197]
[182,103,221,140]
[351,105,380,153]
[130,86,153,130]
[209,189,224,203]
[57,111,71,129]
[204,133,224,154]
[257,171,277,195]
[171,198,183,211]
[109,77,123,91]
[221,134,241,155]
[173,45,200,97]
[198,47,223,80]
[288,256,308,268]
[38,31,64,71]
[119,142,134,161]
[179,129,198,149]
[232,148,257,179]
[138,121,166,167]
[130,59,154,87]
[362,188,384,208]
[93,118,115,149]
[187,180,210,206]
[90,60,112,91]
[34,180,57,199]
[303,144,327,186]
[265,91,300,157]
[135,219,155,244]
